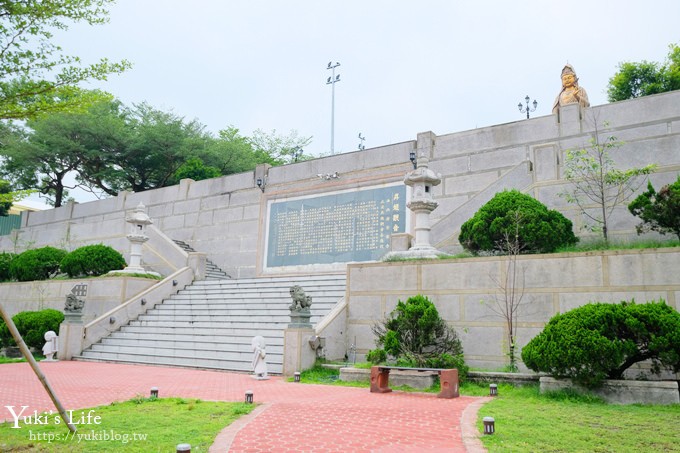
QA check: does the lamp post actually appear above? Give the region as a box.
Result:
[358,132,365,151]
[326,61,341,155]
[518,95,537,119]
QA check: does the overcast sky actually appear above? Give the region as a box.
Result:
[43,0,679,203]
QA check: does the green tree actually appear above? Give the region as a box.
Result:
[0,0,131,120]
[249,128,313,165]
[607,43,680,102]
[0,179,12,215]
[170,157,221,184]
[115,103,210,192]
[628,176,680,240]
[561,121,655,242]
[203,126,260,175]
[521,300,680,387]
[0,111,85,207]
[369,294,467,375]
[459,190,577,254]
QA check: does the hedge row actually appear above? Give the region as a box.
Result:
[0,309,64,349]
[0,244,126,282]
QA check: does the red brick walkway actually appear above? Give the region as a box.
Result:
[0,361,489,452]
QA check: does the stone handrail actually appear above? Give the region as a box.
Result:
[81,267,194,351]
[315,296,346,335]
[141,225,207,279]
[314,296,347,361]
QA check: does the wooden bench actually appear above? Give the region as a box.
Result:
[369,366,459,398]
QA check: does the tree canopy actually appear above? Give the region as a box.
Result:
[607,43,680,102]
[0,95,314,206]
[0,0,131,120]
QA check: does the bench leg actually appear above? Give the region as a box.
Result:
[370,366,392,393]
[438,369,459,398]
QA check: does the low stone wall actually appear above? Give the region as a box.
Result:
[0,277,156,323]
[539,377,680,405]
[345,247,680,373]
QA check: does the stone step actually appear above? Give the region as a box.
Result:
[191,276,346,286]
[156,303,337,312]
[79,273,346,374]
[141,308,316,317]
[168,293,343,302]
[133,316,295,327]
[100,336,284,353]
[105,331,284,347]
[176,285,345,295]
[77,351,283,374]
[88,343,276,362]
[120,325,284,337]
[133,309,309,319]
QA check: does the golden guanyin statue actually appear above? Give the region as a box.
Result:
[552,64,589,114]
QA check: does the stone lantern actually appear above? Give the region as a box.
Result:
[383,153,446,260]
[117,202,159,276]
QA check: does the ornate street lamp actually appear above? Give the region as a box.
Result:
[518,95,538,119]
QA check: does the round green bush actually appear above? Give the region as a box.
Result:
[521,300,680,387]
[1,309,64,350]
[371,294,469,379]
[0,252,15,281]
[366,348,387,364]
[9,247,67,282]
[60,244,126,277]
[458,190,578,254]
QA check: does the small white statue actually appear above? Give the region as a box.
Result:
[42,331,58,361]
[251,335,268,380]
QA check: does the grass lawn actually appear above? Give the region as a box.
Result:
[0,397,254,452]
[466,383,680,453]
[298,366,680,452]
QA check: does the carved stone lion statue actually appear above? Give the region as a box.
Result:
[289,285,312,312]
[64,294,85,313]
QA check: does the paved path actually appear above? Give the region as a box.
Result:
[0,361,489,452]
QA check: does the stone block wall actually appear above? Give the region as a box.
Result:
[1,91,679,275]
[343,248,680,372]
[0,277,156,323]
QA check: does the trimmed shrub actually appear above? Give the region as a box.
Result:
[521,300,680,387]
[366,348,387,364]
[629,176,680,240]
[370,294,468,380]
[9,247,67,282]
[0,309,64,350]
[60,244,126,277]
[0,252,15,281]
[459,190,578,254]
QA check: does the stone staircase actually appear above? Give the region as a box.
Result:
[172,239,231,280]
[76,274,346,374]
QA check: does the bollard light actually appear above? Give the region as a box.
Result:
[150,387,159,398]
[483,416,495,435]
[245,390,253,404]
[294,372,301,383]
[176,443,191,452]
[490,383,498,396]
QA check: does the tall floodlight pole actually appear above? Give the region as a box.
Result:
[326,61,341,155]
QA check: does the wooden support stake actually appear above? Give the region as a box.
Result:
[0,303,77,433]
